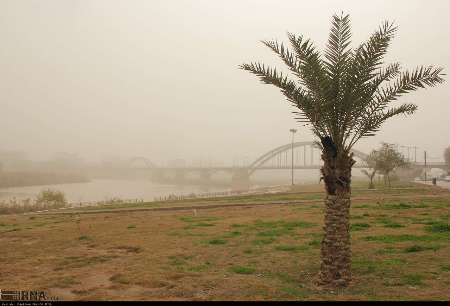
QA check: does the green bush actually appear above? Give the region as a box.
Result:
[35,189,67,208]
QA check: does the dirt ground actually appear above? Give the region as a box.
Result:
[1,183,449,301]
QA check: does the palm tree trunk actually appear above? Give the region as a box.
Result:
[318,138,355,287]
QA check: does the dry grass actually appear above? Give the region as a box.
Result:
[0,183,449,301]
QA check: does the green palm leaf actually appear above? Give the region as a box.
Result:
[240,14,445,154]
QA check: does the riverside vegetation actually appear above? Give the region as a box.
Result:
[0,189,67,214]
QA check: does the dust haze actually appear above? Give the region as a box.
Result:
[1,0,449,166]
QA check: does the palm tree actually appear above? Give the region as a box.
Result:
[239,14,445,287]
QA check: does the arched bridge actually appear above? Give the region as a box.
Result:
[247,141,368,175]
[129,157,157,169]
[128,141,370,188]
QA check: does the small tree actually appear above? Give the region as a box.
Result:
[373,143,408,187]
[361,151,378,189]
[444,147,450,166]
[35,189,67,209]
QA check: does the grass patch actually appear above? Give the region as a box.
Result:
[180,216,220,223]
[252,238,276,245]
[353,204,371,209]
[426,222,450,233]
[127,224,136,229]
[207,239,227,245]
[383,202,428,210]
[224,231,242,238]
[307,239,321,247]
[441,264,450,272]
[254,219,315,230]
[402,274,424,286]
[275,244,309,252]
[382,258,406,265]
[280,286,308,298]
[243,248,254,254]
[351,223,370,231]
[383,222,404,228]
[192,222,215,227]
[168,255,193,266]
[187,262,211,272]
[78,235,90,240]
[249,219,315,240]
[257,229,287,237]
[229,265,255,275]
[363,234,437,243]
[403,244,440,253]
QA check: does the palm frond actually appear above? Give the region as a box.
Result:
[286,33,329,96]
[374,66,445,106]
[323,13,353,147]
[261,40,301,79]
[371,62,402,90]
[239,62,327,137]
[239,62,297,91]
[342,21,397,110]
[286,33,334,137]
[348,103,418,148]
[240,14,445,155]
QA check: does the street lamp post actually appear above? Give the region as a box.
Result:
[400,145,407,161]
[413,146,418,163]
[289,129,297,185]
[424,151,427,182]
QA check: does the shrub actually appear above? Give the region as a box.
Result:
[35,189,67,208]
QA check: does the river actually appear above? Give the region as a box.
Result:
[0,179,228,204]
[0,169,361,205]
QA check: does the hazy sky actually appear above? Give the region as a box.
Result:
[1,0,449,165]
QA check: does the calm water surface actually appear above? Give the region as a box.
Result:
[0,179,228,204]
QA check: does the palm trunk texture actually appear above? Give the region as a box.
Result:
[318,137,355,287]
